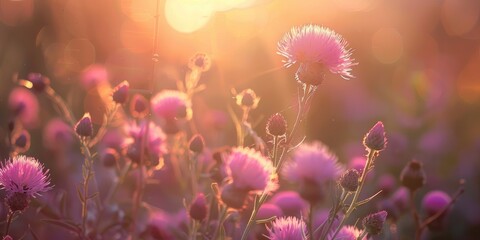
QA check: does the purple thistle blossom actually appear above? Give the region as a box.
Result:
[267,216,307,240]
[328,225,364,240]
[151,90,191,120]
[124,121,167,166]
[277,24,356,80]
[0,155,52,198]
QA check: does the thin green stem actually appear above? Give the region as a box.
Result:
[240,193,268,240]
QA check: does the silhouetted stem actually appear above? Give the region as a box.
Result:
[5,211,16,236]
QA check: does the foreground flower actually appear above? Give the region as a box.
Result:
[283,141,343,203]
[221,147,277,209]
[328,225,364,240]
[278,24,355,84]
[267,216,307,240]
[0,156,52,211]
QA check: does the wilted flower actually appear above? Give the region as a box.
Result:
[112,80,129,104]
[151,90,191,120]
[278,24,355,85]
[400,160,426,192]
[283,142,343,203]
[124,121,167,167]
[129,94,149,118]
[422,190,452,231]
[362,210,388,235]
[188,53,211,72]
[0,156,52,211]
[235,89,260,109]
[266,113,287,137]
[328,226,364,240]
[267,216,307,240]
[75,113,93,138]
[8,87,39,129]
[363,121,387,151]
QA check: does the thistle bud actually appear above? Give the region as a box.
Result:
[102,148,119,167]
[27,72,50,93]
[362,210,388,235]
[340,169,360,192]
[75,113,93,138]
[129,94,149,118]
[112,81,129,104]
[236,89,259,109]
[189,134,205,153]
[189,193,208,221]
[6,192,30,212]
[266,113,287,137]
[363,121,387,151]
[400,160,426,192]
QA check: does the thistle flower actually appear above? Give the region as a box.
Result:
[283,142,343,203]
[129,94,149,118]
[400,160,426,192]
[151,90,191,120]
[8,87,39,129]
[328,226,364,240]
[112,80,129,104]
[278,24,355,85]
[266,113,287,137]
[26,72,50,93]
[363,121,387,151]
[269,191,307,218]
[124,121,167,167]
[0,156,52,211]
[81,64,109,89]
[362,210,388,235]
[422,190,452,231]
[43,118,73,150]
[339,169,360,192]
[75,113,93,138]
[267,216,307,240]
[188,53,211,72]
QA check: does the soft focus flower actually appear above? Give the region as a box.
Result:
[8,87,39,129]
[129,94,149,119]
[43,118,73,150]
[278,24,355,82]
[400,160,426,192]
[188,52,211,72]
[226,147,277,193]
[112,80,129,104]
[422,190,452,231]
[189,193,208,221]
[26,72,50,93]
[328,225,364,240]
[81,64,109,89]
[269,191,307,218]
[283,141,343,202]
[148,210,175,240]
[257,203,283,221]
[0,156,52,211]
[362,210,388,236]
[363,121,387,151]
[124,121,167,167]
[151,90,191,120]
[235,88,260,109]
[101,148,119,168]
[189,134,205,153]
[267,216,307,240]
[266,113,287,137]
[391,187,410,213]
[11,129,31,153]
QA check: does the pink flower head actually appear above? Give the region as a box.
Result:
[267,216,307,240]
[278,24,355,80]
[269,191,307,218]
[328,226,364,240]
[124,121,167,166]
[43,118,73,150]
[8,87,39,129]
[422,190,452,217]
[0,155,52,198]
[284,141,343,187]
[151,90,191,120]
[81,64,109,89]
[226,147,277,193]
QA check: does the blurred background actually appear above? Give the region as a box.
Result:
[1,0,480,239]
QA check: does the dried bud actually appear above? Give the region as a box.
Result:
[27,73,50,93]
[340,169,360,192]
[266,113,287,136]
[400,160,426,192]
[6,192,30,212]
[236,89,259,109]
[112,81,129,104]
[362,210,388,235]
[363,121,387,151]
[11,130,31,153]
[189,134,205,153]
[221,183,249,209]
[129,94,149,118]
[102,148,119,167]
[422,191,452,231]
[295,62,326,86]
[75,113,93,138]
[189,193,208,221]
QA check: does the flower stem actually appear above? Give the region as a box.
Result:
[212,206,227,240]
[241,193,268,240]
[309,203,315,240]
[5,211,16,236]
